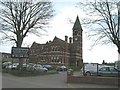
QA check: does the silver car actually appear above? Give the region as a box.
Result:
[6,63,19,70]
[26,63,48,72]
[86,66,120,77]
[97,67,120,77]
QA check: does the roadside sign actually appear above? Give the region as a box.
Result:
[11,47,29,58]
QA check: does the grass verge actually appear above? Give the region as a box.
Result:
[2,69,58,77]
[68,66,81,71]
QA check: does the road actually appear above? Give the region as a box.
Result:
[0,72,2,89]
[2,71,118,88]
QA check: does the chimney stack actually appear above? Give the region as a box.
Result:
[65,36,68,43]
[69,37,72,43]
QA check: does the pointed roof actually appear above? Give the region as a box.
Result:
[73,16,82,30]
[48,36,66,50]
[53,36,65,44]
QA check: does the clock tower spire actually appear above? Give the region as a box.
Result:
[73,15,83,43]
[72,16,83,67]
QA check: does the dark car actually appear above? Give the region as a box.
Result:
[56,66,67,71]
[43,65,53,70]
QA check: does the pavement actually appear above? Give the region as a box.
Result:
[2,71,119,88]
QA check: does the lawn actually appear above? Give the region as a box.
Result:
[2,69,58,77]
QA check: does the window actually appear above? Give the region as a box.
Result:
[51,57,53,60]
[61,60,62,63]
[52,60,54,62]
[75,38,77,41]
[109,67,117,72]
[51,46,54,51]
[57,56,59,60]
[99,67,109,71]
[57,60,59,63]
[41,46,44,50]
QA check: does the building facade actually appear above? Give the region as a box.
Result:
[29,16,83,67]
[0,52,11,62]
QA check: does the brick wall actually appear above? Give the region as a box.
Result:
[67,76,119,86]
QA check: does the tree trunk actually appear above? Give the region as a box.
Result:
[18,58,23,71]
[118,47,120,60]
[117,44,120,61]
[117,43,120,54]
[16,35,23,48]
[118,51,120,61]
[118,47,120,54]
[16,35,24,71]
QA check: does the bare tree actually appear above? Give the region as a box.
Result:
[0,1,54,70]
[77,0,120,54]
[0,1,54,48]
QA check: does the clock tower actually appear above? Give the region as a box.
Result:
[72,16,83,67]
[73,16,82,44]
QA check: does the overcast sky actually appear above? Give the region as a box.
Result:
[0,0,118,64]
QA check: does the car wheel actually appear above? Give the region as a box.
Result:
[44,70,47,72]
[86,72,91,76]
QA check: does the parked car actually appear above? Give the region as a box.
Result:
[6,63,19,70]
[85,66,120,77]
[97,67,120,77]
[2,62,12,69]
[81,63,116,76]
[26,63,48,72]
[56,66,67,71]
[17,63,28,70]
[34,64,48,72]
[43,65,53,70]
[114,61,120,71]
[26,63,35,71]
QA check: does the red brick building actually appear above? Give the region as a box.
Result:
[29,16,83,67]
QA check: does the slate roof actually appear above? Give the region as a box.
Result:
[31,36,66,50]
[48,36,67,50]
[73,16,82,31]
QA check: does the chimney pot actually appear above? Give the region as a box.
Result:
[65,36,68,42]
[69,37,72,43]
